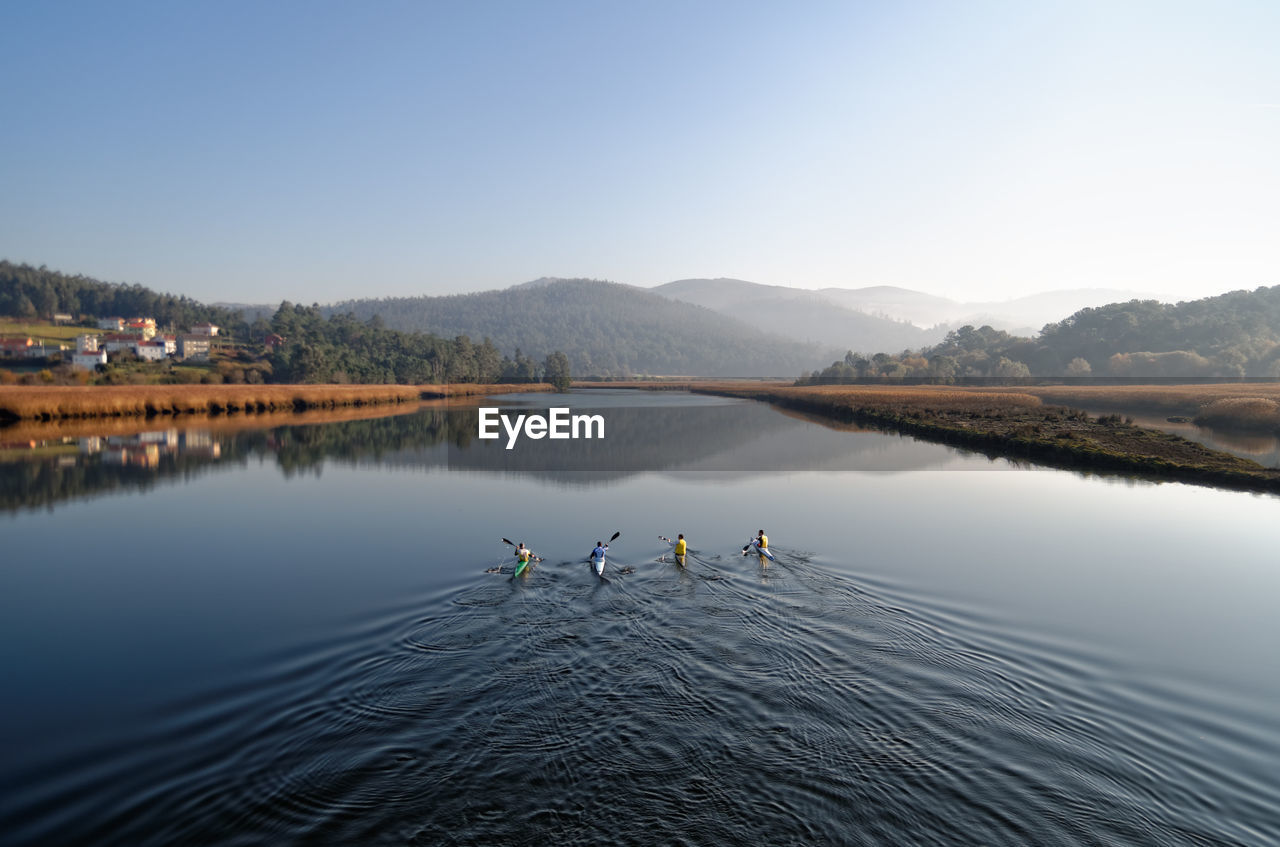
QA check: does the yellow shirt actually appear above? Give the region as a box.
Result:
[758,534,768,549]
[674,538,686,556]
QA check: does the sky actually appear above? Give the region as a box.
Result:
[2,0,1277,306]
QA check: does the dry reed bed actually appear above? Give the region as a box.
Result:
[420,383,554,398]
[0,384,425,421]
[697,382,1045,414]
[0,399,446,444]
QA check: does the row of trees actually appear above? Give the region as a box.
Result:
[803,286,1280,381]
[267,303,571,386]
[0,261,251,337]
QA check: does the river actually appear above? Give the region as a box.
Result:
[1,389,1276,845]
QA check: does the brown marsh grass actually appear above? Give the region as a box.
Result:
[0,399,450,445]
[0,384,424,421]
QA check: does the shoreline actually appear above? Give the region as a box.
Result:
[684,383,1280,495]
[0,383,552,423]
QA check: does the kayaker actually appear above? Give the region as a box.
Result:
[756,530,768,550]
[515,543,539,573]
[591,540,608,561]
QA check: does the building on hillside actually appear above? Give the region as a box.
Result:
[191,322,219,337]
[98,317,125,331]
[136,342,168,362]
[27,344,67,358]
[126,318,157,339]
[178,335,211,360]
[263,333,285,352]
[154,334,177,355]
[76,334,100,353]
[52,313,73,325]
[102,333,137,353]
[0,337,34,357]
[72,350,107,370]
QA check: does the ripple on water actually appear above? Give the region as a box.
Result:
[3,554,1277,847]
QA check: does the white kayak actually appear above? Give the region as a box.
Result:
[746,541,775,561]
[592,555,605,576]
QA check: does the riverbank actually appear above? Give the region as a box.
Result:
[0,383,552,423]
[680,382,1280,494]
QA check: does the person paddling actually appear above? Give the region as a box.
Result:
[672,533,686,563]
[514,542,540,576]
[589,540,609,576]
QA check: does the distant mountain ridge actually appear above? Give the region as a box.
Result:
[325,278,837,377]
[649,277,1159,338]
[651,278,945,353]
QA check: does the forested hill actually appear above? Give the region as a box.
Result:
[803,285,1280,380]
[650,278,944,352]
[326,279,835,377]
[0,261,248,334]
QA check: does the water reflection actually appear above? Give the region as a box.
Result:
[0,392,990,511]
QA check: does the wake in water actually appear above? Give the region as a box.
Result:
[5,551,1277,846]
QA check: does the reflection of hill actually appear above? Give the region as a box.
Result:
[0,393,969,508]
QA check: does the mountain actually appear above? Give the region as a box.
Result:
[650,278,945,353]
[326,279,836,377]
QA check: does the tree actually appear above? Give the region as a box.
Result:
[1065,357,1092,376]
[543,351,572,391]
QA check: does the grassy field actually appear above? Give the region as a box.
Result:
[0,320,94,344]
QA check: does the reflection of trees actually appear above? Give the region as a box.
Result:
[0,397,960,510]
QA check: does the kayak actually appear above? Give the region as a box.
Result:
[514,558,531,577]
[591,555,605,576]
[747,541,775,561]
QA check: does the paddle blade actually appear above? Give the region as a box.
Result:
[610,531,621,542]
[502,538,515,547]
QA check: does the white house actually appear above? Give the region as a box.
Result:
[72,350,107,370]
[191,322,219,337]
[76,334,100,353]
[98,317,125,331]
[135,342,168,362]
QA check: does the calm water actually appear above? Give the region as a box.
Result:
[1,390,1277,846]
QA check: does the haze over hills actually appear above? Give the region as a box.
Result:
[325,278,838,377]
[650,278,1162,338]
[652,279,945,352]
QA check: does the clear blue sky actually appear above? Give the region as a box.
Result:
[2,0,1277,305]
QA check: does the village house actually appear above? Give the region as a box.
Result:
[135,342,168,362]
[72,350,107,370]
[98,317,125,331]
[178,335,211,360]
[52,313,73,325]
[101,333,138,353]
[191,322,219,337]
[76,335,100,353]
[0,337,34,357]
[126,318,157,340]
[154,334,177,355]
[264,332,285,352]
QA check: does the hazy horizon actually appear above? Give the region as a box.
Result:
[3,1,1276,307]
